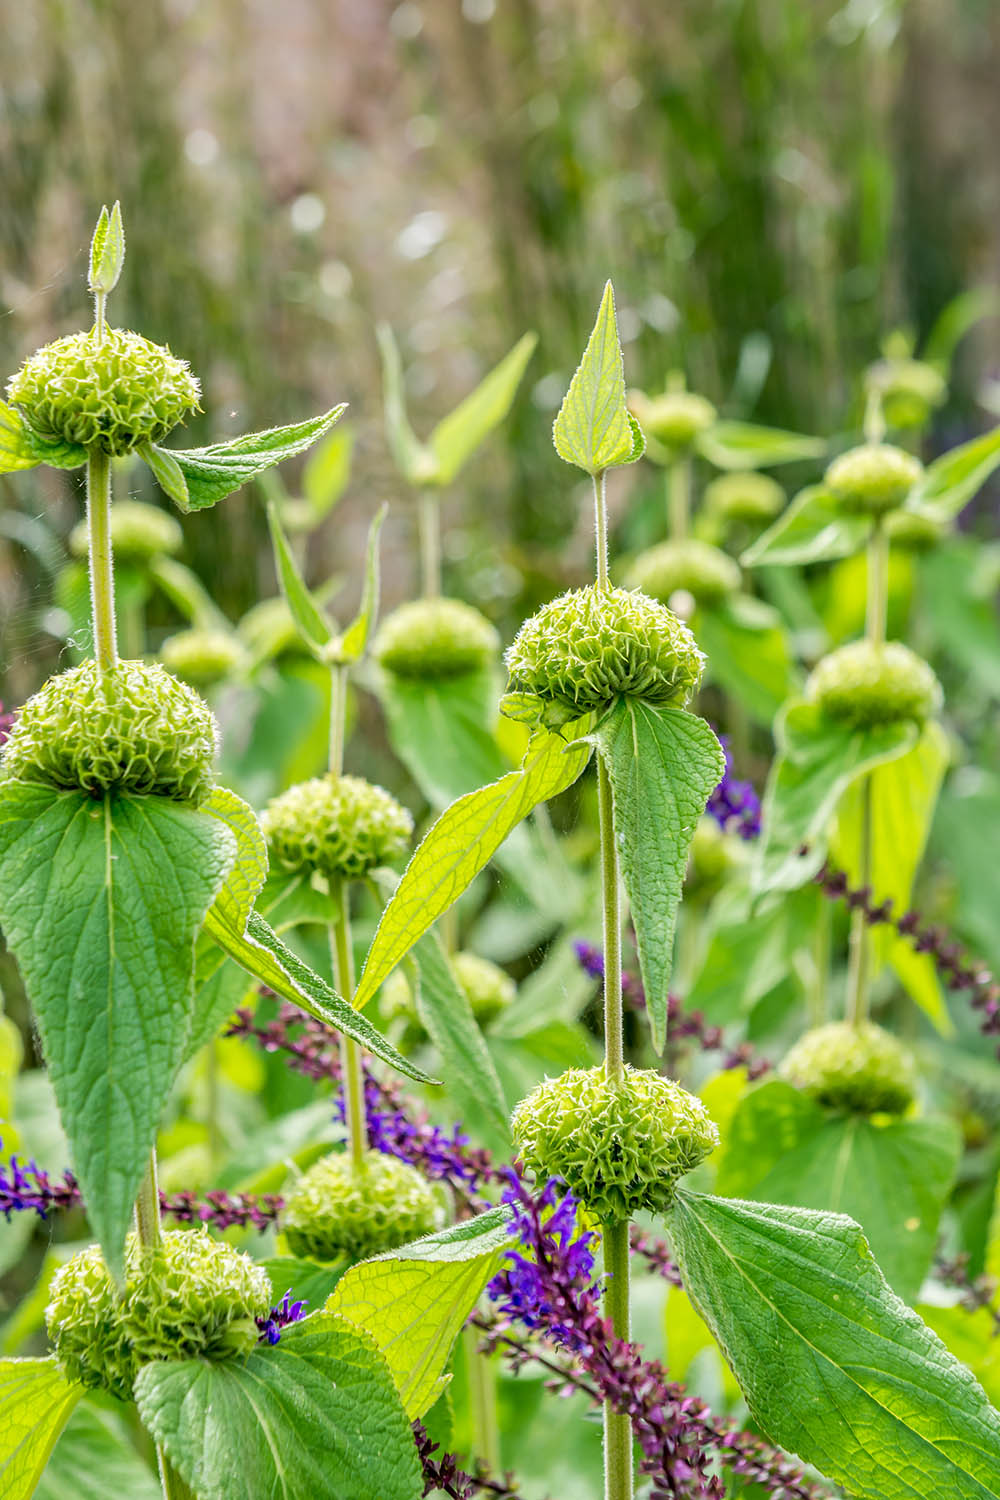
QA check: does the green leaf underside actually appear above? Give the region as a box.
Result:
[0,784,235,1274]
[742,485,872,568]
[0,400,87,474]
[154,406,346,512]
[594,701,725,1052]
[267,502,332,655]
[553,281,638,474]
[327,1208,512,1419]
[354,727,591,1010]
[755,699,917,893]
[412,934,510,1152]
[908,426,1000,520]
[377,324,434,485]
[670,1192,1000,1500]
[695,420,826,470]
[429,332,537,485]
[0,1358,81,1500]
[716,1081,961,1302]
[134,1312,422,1500]
[336,503,387,662]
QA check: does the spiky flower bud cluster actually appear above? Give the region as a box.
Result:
[45,1230,271,1400]
[807,640,941,729]
[7,328,200,456]
[502,585,705,729]
[626,539,741,608]
[824,443,923,516]
[260,774,412,881]
[160,629,246,688]
[374,598,500,681]
[281,1150,444,1262]
[511,1065,719,1220]
[628,390,716,449]
[1,659,218,802]
[778,1020,916,1116]
[704,471,785,525]
[70,501,183,562]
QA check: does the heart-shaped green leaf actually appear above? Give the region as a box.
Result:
[553,281,641,474]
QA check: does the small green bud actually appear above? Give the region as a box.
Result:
[160,629,247,688]
[628,389,716,449]
[282,1150,444,1262]
[625,539,741,608]
[69,500,183,563]
[868,358,947,431]
[1,659,218,802]
[824,443,923,517]
[88,202,126,297]
[7,327,200,457]
[260,774,413,881]
[884,507,947,551]
[503,585,705,729]
[703,471,785,525]
[46,1230,272,1401]
[511,1064,719,1220]
[807,640,941,729]
[779,1020,916,1116]
[373,598,500,681]
[451,951,516,1027]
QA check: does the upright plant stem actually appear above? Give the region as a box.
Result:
[668,455,691,540]
[134,1149,162,1250]
[866,519,888,647]
[418,489,441,598]
[598,758,623,1085]
[464,1323,502,1474]
[331,879,365,1169]
[602,1218,633,1499]
[87,448,117,672]
[593,471,610,590]
[329,663,348,778]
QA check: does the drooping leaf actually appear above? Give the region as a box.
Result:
[376,324,435,485]
[907,425,1000,520]
[755,699,916,893]
[334,502,387,663]
[134,1312,422,1500]
[0,1358,81,1500]
[411,934,509,1152]
[553,281,640,474]
[593,700,725,1051]
[0,400,87,474]
[88,200,125,295]
[695,420,825,471]
[355,727,591,1010]
[669,1191,1000,1500]
[139,442,189,508]
[267,500,332,656]
[428,332,537,485]
[154,406,346,512]
[715,1080,961,1302]
[741,485,872,568]
[36,1403,160,1500]
[0,785,235,1274]
[327,1208,512,1419]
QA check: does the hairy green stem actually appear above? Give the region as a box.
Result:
[863,387,886,445]
[418,489,441,598]
[668,454,691,540]
[593,470,610,590]
[134,1149,162,1250]
[602,1218,634,1499]
[86,448,117,672]
[329,663,349,778]
[94,289,108,345]
[866,519,888,647]
[464,1323,501,1475]
[331,880,365,1170]
[598,757,623,1084]
[845,774,873,1028]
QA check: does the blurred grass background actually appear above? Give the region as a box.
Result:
[1,0,999,701]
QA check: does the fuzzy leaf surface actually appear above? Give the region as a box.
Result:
[594,700,725,1051]
[355,728,590,1009]
[553,281,638,473]
[669,1191,1000,1500]
[134,1312,422,1500]
[0,1358,81,1500]
[88,201,125,294]
[742,485,872,567]
[157,406,346,512]
[0,400,87,474]
[695,420,825,470]
[327,1208,512,1419]
[429,332,537,484]
[0,784,234,1274]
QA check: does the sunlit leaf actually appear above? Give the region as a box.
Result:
[553,281,640,474]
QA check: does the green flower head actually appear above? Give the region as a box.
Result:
[625,539,741,609]
[869,357,947,431]
[281,1150,445,1263]
[1,658,218,803]
[824,443,923,517]
[704,471,785,525]
[260,774,413,881]
[374,597,500,681]
[160,629,247,688]
[451,951,517,1027]
[779,1020,916,1116]
[807,640,941,729]
[69,500,183,563]
[8,327,201,457]
[511,1064,719,1220]
[502,585,705,729]
[628,389,716,450]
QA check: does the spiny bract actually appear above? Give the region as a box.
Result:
[281,1149,445,1262]
[807,639,941,729]
[704,470,785,524]
[260,773,413,880]
[779,1020,917,1116]
[45,1229,272,1401]
[69,500,183,562]
[160,628,247,687]
[628,389,716,449]
[374,597,500,680]
[626,539,741,607]
[824,442,923,516]
[0,658,218,802]
[8,327,201,456]
[503,585,705,729]
[511,1064,719,1220]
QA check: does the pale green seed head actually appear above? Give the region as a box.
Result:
[451,951,517,1027]
[703,471,785,525]
[260,774,413,881]
[8,327,201,456]
[374,597,500,681]
[825,443,923,516]
[503,585,705,729]
[807,640,941,729]
[160,629,247,688]
[628,389,717,449]
[779,1020,916,1116]
[625,539,741,608]
[69,501,183,563]
[511,1064,719,1220]
[282,1150,444,1263]
[1,659,218,802]
[46,1230,272,1401]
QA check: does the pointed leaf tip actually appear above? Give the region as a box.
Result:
[553,280,640,475]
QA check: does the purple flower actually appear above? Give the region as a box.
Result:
[256,1289,308,1346]
[488,1172,597,1341]
[706,737,761,840]
[0,1144,79,1219]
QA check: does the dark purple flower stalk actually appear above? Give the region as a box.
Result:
[413,1421,523,1498]
[0,1149,79,1219]
[487,1172,598,1342]
[256,1289,308,1345]
[706,738,761,841]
